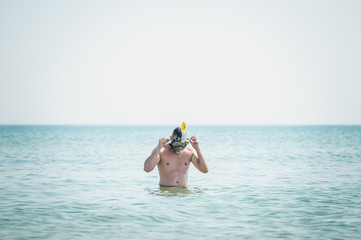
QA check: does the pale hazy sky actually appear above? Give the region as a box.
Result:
[1,0,360,125]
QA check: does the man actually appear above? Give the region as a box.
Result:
[144,127,208,187]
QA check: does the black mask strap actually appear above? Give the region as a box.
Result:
[169,142,176,152]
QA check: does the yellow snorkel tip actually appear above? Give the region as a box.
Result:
[182,122,187,131]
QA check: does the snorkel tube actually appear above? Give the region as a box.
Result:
[181,122,188,143]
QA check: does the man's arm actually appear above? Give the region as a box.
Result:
[190,136,209,173]
[144,138,167,172]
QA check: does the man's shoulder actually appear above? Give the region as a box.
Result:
[185,146,196,154]
[159,144,170,154]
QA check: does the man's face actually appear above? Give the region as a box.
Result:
[170,136,187,153]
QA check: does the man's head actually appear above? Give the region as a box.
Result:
[170,127,188,153]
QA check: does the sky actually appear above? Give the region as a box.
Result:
[0,0,360,125]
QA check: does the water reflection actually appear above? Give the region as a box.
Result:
[148,186,206,197]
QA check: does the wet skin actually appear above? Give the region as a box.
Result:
[158,144,194,187]
[144,136,208,187]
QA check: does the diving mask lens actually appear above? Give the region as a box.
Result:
[170,127,189,153]
[172,141,186,147]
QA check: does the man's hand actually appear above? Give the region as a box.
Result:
[189,136,208,173]
[189,136,200,150]
[145,138,166,173]
[157,137,169,149]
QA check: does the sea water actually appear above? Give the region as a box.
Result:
[0,125,361,239]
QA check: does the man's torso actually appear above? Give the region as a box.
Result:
[158,144,193,187]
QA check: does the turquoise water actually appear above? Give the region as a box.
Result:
[1,125,361,239]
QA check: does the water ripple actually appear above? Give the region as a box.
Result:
[1,126,361,239]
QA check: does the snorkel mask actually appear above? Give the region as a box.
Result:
[169,122,189,153]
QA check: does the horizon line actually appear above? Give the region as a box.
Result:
[1,124,361,127]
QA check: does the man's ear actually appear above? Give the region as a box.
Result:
[170,136,173,140]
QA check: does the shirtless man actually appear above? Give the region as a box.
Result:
[144,127,208,187]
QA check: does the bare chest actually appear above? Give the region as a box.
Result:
[159,148,192,169]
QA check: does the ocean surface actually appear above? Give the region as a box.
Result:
[1,125,361,239]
